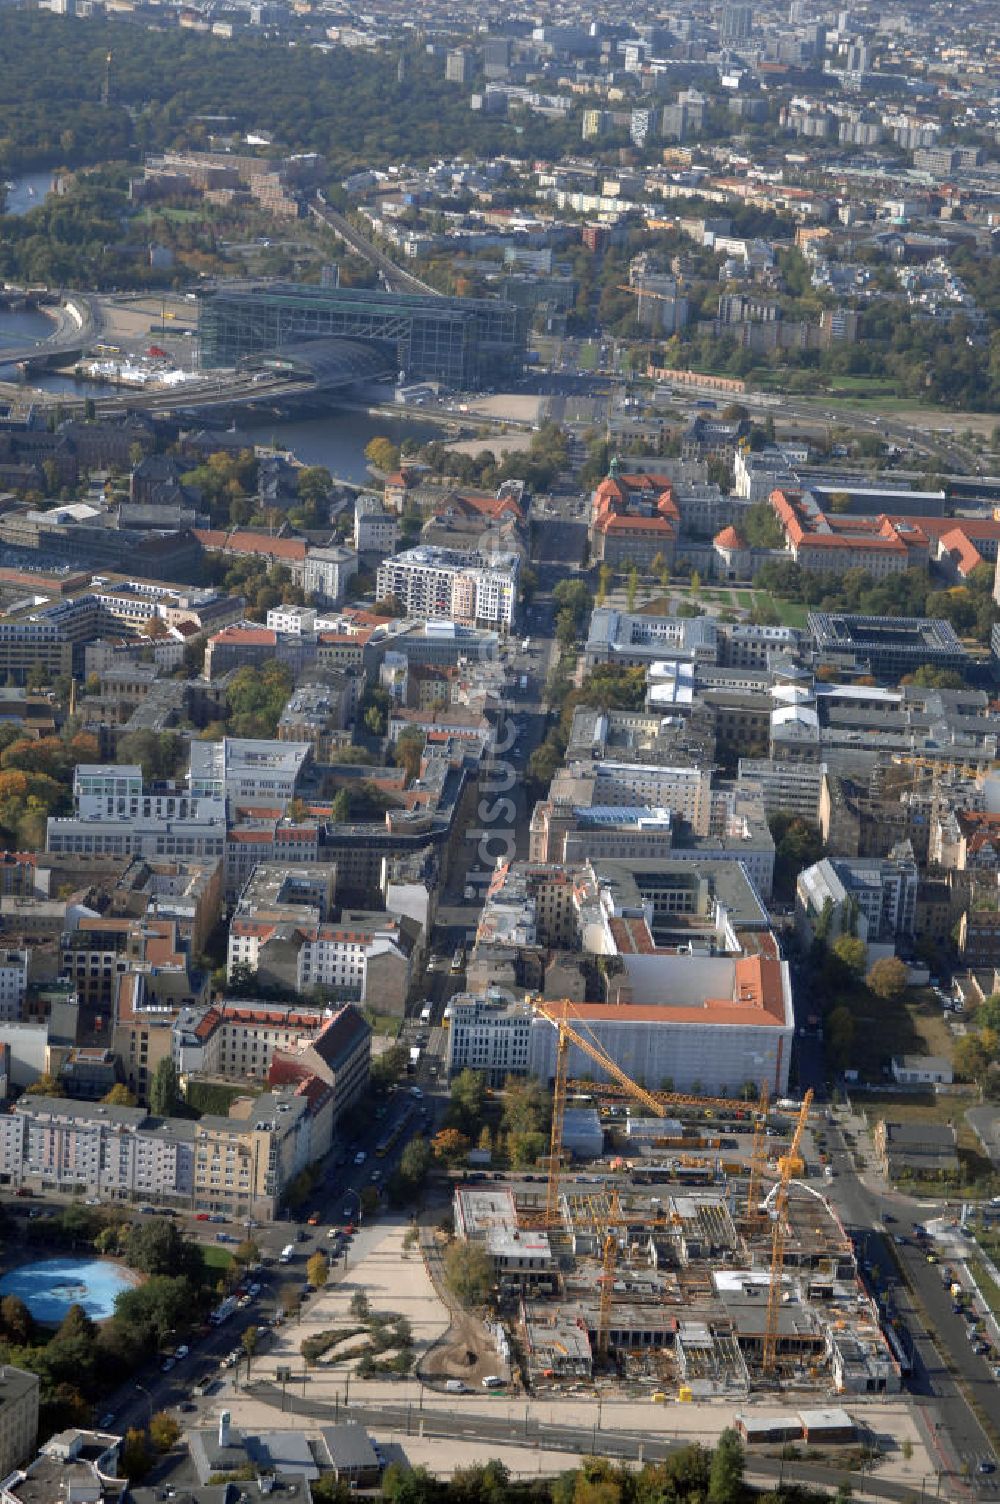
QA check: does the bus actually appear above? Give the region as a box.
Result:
[375,1104,416,1158]
[451,945,465,974]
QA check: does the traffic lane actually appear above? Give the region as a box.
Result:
[898,1234,1000,1450]
[823,1135,997,1481]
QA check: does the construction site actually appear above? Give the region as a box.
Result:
[450,999,906,1407]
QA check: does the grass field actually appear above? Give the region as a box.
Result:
[754,592,810,628]
[201,1245,235,1272]
[577,341,599,371]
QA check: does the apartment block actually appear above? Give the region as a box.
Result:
[0,1088,320,1221]
[376,546,519,629]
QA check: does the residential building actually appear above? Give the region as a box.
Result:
[0,951,29,1023]
[266,1004,372,1124]
[188,738,312,805]
[354,494,400,555]
[795,851,918,954]
[0,1426,121,1504]
[0,1087,322,1220]
[375,546,519,629]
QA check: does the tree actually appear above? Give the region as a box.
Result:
[149,1057,179,1118]
[241,1324,258,1373]
[330,788,351,823]
[443,1241,493,1306]
[101,1083,137,1107]
[365,436,401,473]
[596,563,612,605]
[0,1295,33,1344]
[24,1072,63,1097]
[449,1068,486,1132]
[235,1239,260,1268]
[395,730,424,785]
[121,1428,152,1480]
[625,565,638,611]
[556,608,578,649]
[501,1077,549,1136]
[708,1428,745,1504]
[826,1005,856,1069]
[371,1043,409,1089]
[123,1219,200,1280]
[954,1034,992,1091]
[831,935,866,976]
[364,704,386,737]
[350,1289,370,1320]
[149,1411,180,1452]
[900,664,967,691]
[399,1135,431,1186]
[866,957,908,1001]
[307,1252,329,1288]
[360,1186,380,1218]
[432,1128,471,1165]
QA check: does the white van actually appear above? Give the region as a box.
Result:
[279,1243,295,1264]
[481,1375,505,1389]
[445,1380,467,1393]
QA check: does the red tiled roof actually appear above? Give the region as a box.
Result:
[210,627,277,647]
[714,525,746,550]
[194,528,306,562]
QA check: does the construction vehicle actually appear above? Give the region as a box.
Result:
[762,1089,814,1375]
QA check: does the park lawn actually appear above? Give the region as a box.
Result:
[736,591,754,607]
[366,1013,402,1038]
[755,592,810,629]
[577,342,599,371]
[201,1245,235,1272]
[828,375,899,395]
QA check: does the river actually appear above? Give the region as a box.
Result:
[0,306,441,479]
[3,171,55,217]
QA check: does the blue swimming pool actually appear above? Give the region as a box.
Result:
[0,1257,136,1323]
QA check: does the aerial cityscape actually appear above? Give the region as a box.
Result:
[0,0,996,1500]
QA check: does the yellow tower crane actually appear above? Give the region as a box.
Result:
[762,1088,814,1376]
[744,1082,771,1227]
[529,996,772,1226]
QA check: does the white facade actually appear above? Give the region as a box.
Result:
[355,495,400,554]
[302,546,359,606]
[590,761,712,835]
[376,547,519,629]
[447,994,533,1084]
[188,739,311,804]
[266,605,318,635]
